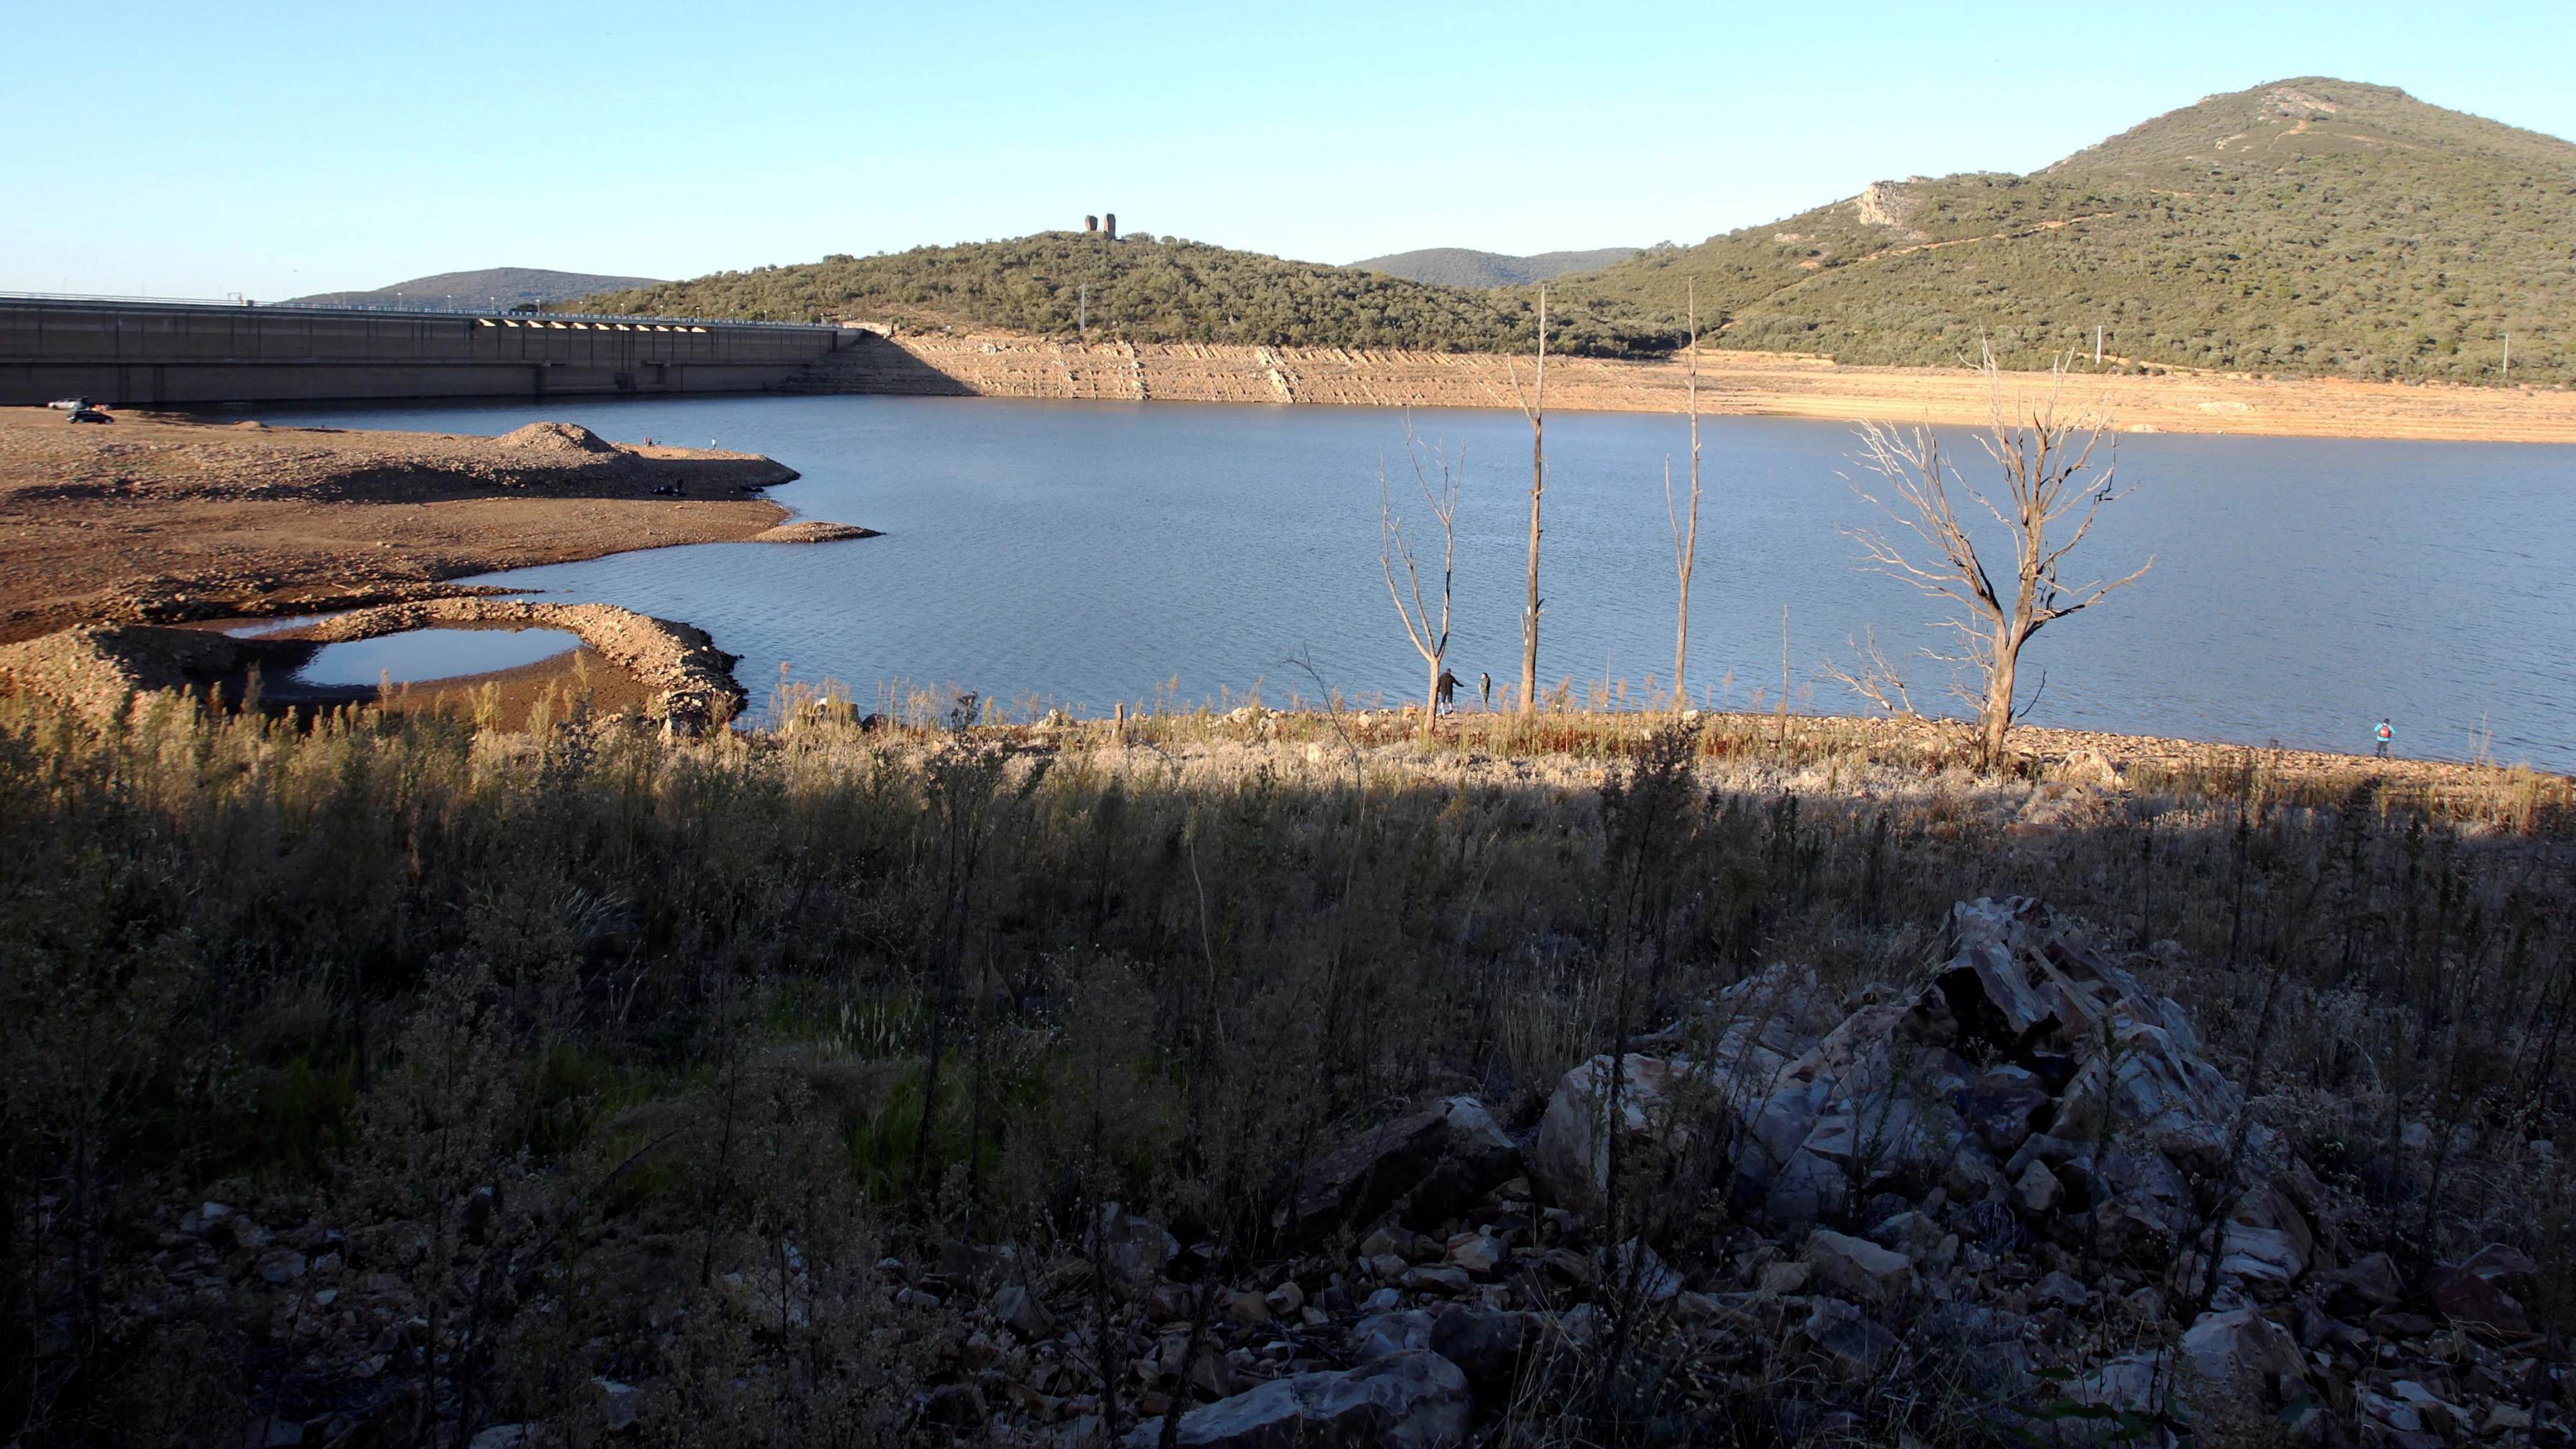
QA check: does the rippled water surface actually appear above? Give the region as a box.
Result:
[259,395,2576,770]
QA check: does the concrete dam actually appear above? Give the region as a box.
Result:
[0,296,853,407]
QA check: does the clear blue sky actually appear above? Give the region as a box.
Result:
[6,0,2572,299]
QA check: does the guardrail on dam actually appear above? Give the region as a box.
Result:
[0,295,851,407]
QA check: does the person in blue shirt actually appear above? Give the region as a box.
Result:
[2375,719,2393,758]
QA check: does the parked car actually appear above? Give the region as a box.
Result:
[68,407,112,424]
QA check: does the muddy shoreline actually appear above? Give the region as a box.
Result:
[0,406,815,644]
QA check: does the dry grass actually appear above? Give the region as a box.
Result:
[1,690,2569,1445]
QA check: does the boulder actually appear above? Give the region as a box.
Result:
[1280,1097,1522,1245]
[1531,1055,1703,1212]
[1799,1228,1911,1305]
[1802,1297,1895,1380]
[594,1378,645,1432]
[1124,1349,1470,1449]
[2216,1224,2307,1287]
[2459,1243,2540,1300]
[1092,1203,1178,1293]
[2426,1265,2532,1339]
[2179,1308,2307,1401]
[1951,1068,2053,1155]
[1428,1305,1526,1390]
[1350,1309,1434,1361]
[993,1284,1054,1339]
[2014,1161,2063,1216]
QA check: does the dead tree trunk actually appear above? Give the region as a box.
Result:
[1380,426,1463,744]
[1515,287,1548,715]
[1669,281,1701,707]
[1845,355,2152,771]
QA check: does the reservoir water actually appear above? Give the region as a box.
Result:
[287,627,584,687]
[259,395,2576,771]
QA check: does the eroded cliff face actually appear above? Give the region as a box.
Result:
[779,328,2576,443]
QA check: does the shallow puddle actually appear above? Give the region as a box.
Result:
[291,627,582,686]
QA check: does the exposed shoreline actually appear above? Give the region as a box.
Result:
[0,406,840,644]
[802,327,2576,444]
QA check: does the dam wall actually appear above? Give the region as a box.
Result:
[0,297,849,407]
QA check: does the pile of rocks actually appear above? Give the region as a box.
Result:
[862,897,2557,1446]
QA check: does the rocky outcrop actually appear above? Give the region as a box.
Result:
[1532,897,2245,1248]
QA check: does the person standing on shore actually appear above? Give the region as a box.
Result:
[2375,718,2394,757]
[1479,672,1492,711]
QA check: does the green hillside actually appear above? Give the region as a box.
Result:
[1570,79,2576,382]
[573,233,1674,357]
[578,80,2572,383]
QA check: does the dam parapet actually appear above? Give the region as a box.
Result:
[0,294,850,407]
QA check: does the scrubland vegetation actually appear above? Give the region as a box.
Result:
[588,78,2575,385]
[4,688,2572,1445]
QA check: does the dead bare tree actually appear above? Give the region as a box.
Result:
[1506,286,1549,715]
[1666,281,1702,708]
[1845,355,2152,770]
[1380,425,1463,743]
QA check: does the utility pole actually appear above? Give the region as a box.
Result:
[1077,285,1087,339]
[2095,324,2103,366]
[2503,331,2511,383]
[1520,285,1548,716]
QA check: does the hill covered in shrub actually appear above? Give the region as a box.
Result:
[1567,78,2576,382]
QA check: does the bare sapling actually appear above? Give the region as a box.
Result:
[1845,353,2152,769]
[1820,626,1919,718]
[1380,425,1464,743]
[1506,285,1549,715]
[1668,281,1702,708]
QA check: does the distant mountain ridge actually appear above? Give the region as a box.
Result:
[282,268,663,312]
[1350,247,1638,288]
[578,79,2575,384]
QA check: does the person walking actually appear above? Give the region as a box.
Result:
[1435,668,1459,713]
[2374,718,2394,758]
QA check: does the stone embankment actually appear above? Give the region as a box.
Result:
[131,897,2547,1445]
[784,328,2576,443]
[0,599,747,731]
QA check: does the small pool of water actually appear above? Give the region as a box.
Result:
[292,628,582,686]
